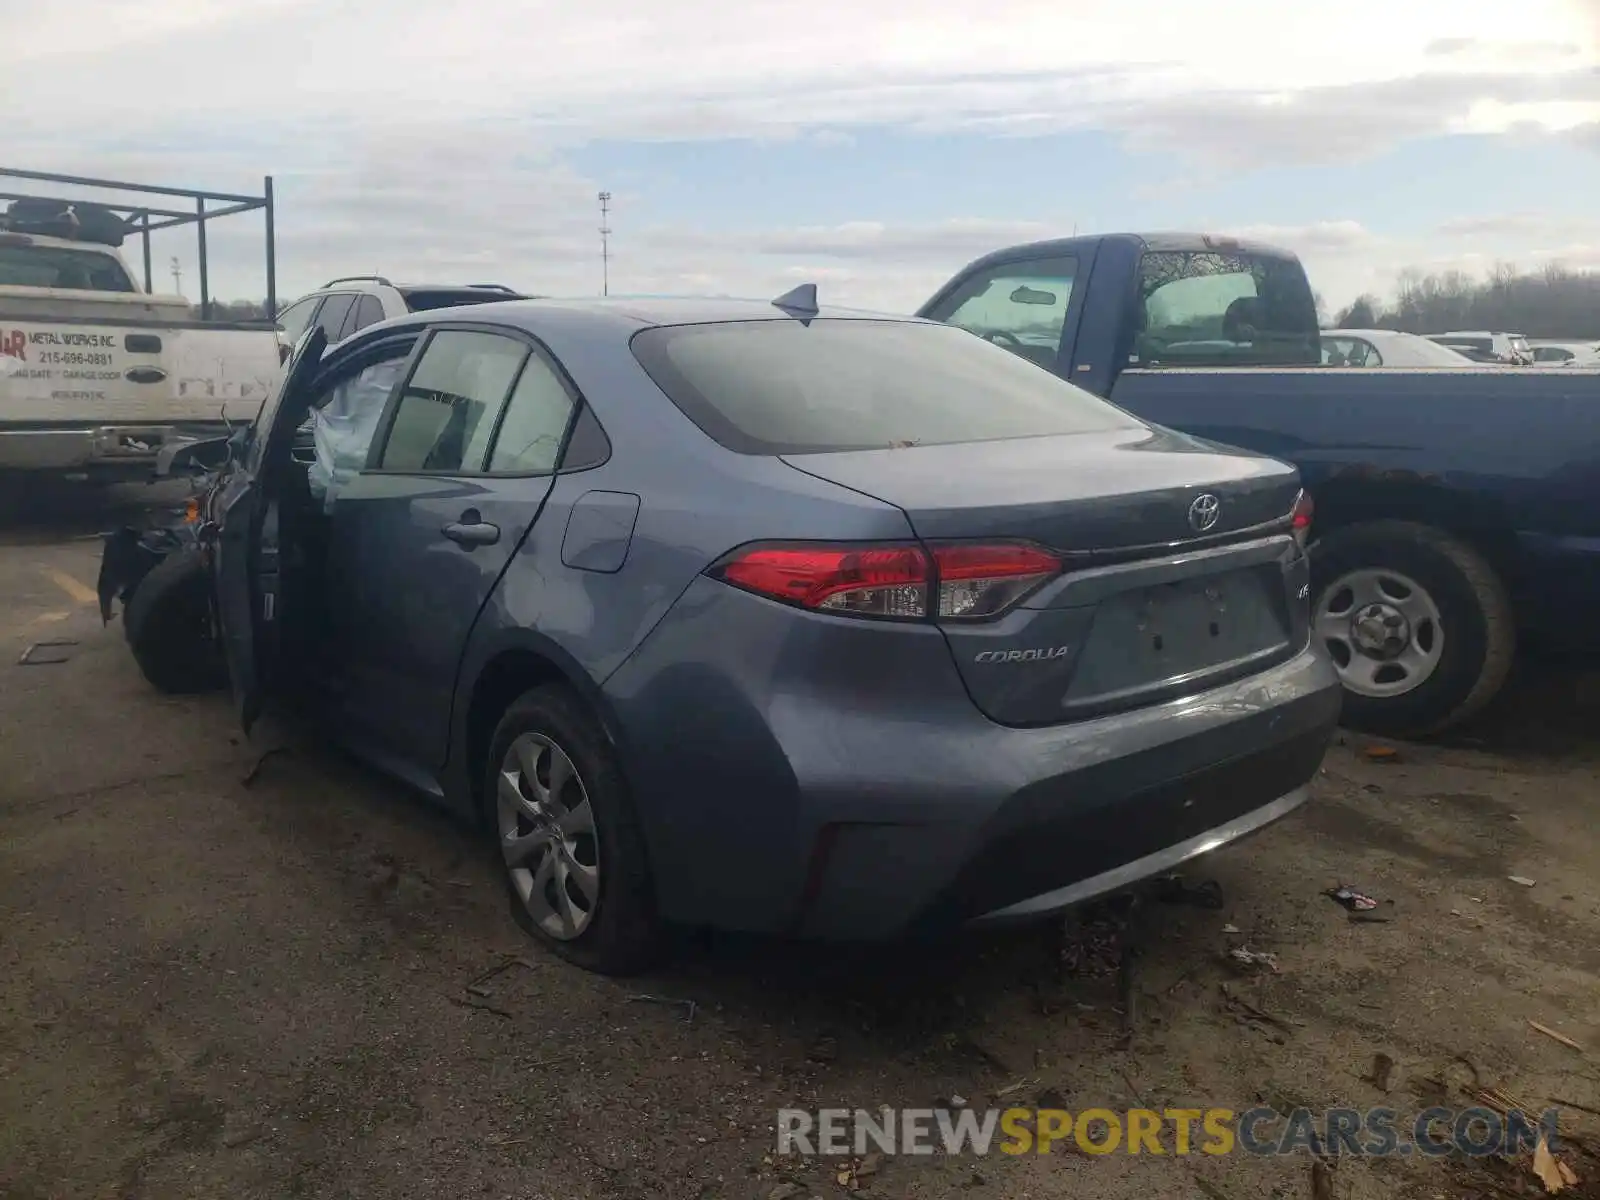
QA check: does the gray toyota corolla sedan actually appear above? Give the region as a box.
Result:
[102,289,1341,975]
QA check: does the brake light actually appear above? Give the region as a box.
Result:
[932,543,1061,618]
[710,541,1062,621]
[1290,489,1313,549]
[717,545,930,617]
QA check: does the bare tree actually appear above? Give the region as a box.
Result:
[1335,295,1381,328]
[1360,263,1600,337]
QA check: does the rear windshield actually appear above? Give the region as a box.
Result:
[0,244,135,291]
[1434,336,1493,353]
[400,288,524,313]
[1134,250,1320,367]
[630,318,1141,455]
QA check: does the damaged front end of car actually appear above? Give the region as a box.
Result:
[95,432,234,628]
[96,518,203,627]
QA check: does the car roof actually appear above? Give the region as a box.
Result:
[369,295,918,337]
[942,231,1302,278]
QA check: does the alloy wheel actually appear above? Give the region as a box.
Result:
[496,732,600,940]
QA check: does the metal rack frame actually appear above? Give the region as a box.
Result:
[0,166,276,319]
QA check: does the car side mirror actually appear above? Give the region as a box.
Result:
[156,434,233,477]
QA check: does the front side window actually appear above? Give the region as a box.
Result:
[487,355,576,473]
[307,354,410,508]
[631,318,1140,456]
[1135,250,1319,367]
[0,244,134,291]
[924,255,1078,370]
[379,330,528,472]
[1532,346,1573,363]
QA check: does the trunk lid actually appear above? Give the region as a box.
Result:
[781,425,1301,553]
[783,428,1309,725]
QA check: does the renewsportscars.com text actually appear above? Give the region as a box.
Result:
[777,1106,1562,1158]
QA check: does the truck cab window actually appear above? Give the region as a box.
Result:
[1134,250,1318,367]
[922,256,1078,370]
[0,245,134,292]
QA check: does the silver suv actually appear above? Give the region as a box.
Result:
[274,276,529,354]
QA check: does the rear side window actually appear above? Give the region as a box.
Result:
[345,294,385,336]
[378,330,527,472]
[630,318,1139,456]
[1322,336,1381,367]
[315,293,357,341]
[1135,250,1319,367]
[487,355,576,473]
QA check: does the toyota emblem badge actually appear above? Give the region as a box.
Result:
[1188,493,1221,533]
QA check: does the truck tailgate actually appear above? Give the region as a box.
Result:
[0,314,280,424]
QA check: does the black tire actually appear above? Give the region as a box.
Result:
[485,685,666,976]
[1310,520,1515,738]
[123,549,227,695]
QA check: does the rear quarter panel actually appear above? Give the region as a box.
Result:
[446,311,920,810]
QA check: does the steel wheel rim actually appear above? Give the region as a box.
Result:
[1315,567,1445,698]
[496,732,599,941]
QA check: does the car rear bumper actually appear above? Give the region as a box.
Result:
[0,423,232,473]
[966,787,1309,923]
[603,576,1343,939]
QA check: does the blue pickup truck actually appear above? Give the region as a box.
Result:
[919,233,1600,738]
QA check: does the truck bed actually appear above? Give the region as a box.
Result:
[1107,364,1600,643]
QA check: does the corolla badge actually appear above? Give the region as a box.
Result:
[1188,492,1221,533]
[974,646,1071,664]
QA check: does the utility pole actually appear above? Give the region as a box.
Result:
[169,256,182,296]
[598,191,611,297]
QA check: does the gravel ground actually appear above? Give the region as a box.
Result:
[1,503,1597,1200]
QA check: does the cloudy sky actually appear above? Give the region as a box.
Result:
[5,0,1599,313]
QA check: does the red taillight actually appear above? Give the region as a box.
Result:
[717,545,930,618]
[710,541,1061,621]
[931,543,1061,618]
[1291,489,1313,548]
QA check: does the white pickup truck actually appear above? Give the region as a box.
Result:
[0,210,281,480]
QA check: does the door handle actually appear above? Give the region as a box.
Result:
[442,519,500,547]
